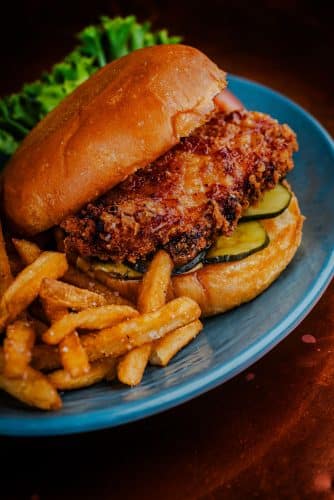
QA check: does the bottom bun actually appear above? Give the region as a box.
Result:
[172,191,304,316]
[100,190,304,317]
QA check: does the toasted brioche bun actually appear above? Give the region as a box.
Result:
[172,191,304,316]
[2,45,226,235]
[101,191,304,317]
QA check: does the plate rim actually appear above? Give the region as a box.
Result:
[1,75,333,437]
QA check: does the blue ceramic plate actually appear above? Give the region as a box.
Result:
[0,75,333,436]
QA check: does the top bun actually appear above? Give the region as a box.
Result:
[2,44,226,235]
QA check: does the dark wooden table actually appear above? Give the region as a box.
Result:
[1,2,333,499]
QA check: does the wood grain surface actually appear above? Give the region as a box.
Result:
[0,2,333,499]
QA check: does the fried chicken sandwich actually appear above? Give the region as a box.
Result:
[2,45,304,316]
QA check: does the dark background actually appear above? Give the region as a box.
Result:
[1,2,334,499]
[0,0,333,136]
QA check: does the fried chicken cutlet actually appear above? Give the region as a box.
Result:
[62,110,298,267]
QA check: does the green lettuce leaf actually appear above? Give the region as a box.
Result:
[0,15,181,164]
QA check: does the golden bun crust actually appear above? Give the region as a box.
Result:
[2,45,226,235]
[107,192,303,317]
[172,192,304,316]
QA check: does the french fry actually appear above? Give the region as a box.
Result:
[48,358,117,390]
[4,320,36,378]
[42,305,138,345]
[118,250,173,386]
[63,266,132,306]
[42,296,68,323]
[81,297,201,361]
[59,331,90,378]
[137,250,173,313]
[0,252,68,332]
[0,223,203,409]
[32,299,201,370]
[0,349,61,410]
[92,269,140,303]
[12,238,42,265]
[92,268,175,303]
[150,320,203,366]
[0,220,13,296]
[42,317,89,377]
[117,344,152,386]
[75,253,139,302]
[166,282,175,302]
[32,343,91,375]
[40,278,107,310]
[41,298,89,377]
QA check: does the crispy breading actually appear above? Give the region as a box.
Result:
[62,110,297,267]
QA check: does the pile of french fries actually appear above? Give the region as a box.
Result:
[0,220,203,410]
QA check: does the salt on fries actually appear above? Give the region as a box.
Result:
[0,348,61,410]
[59,331,90,378]
[80,297,200,360]
[137,250,174,314]
[118,250,173,386]
[42,305,139,345]
[150,320,203,366]
[117,343,152,386]
[13,238,132,309]
[4,320,36,378]
[0,228,205,410]
[49,357,116,390]
[0,252,68,331]
[40,278,108,310]
[41,299,90,378]
[63,265,133,306]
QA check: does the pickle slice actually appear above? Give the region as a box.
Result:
[129,250,206,276]
[242,183,291,221]
[173,251,206,275]
[91,260,142,279]
[204,221,269,263]
[91,219,271,276]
